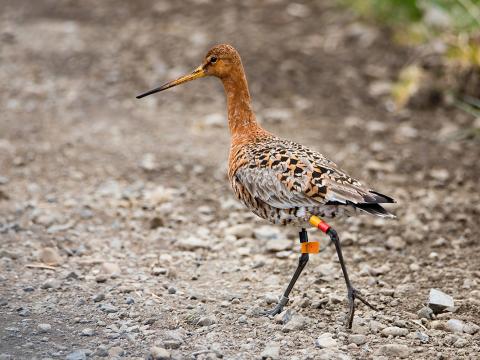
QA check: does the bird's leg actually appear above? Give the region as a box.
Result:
[327,228,376,328]
[263,228,309,316]
[306,216,375,331]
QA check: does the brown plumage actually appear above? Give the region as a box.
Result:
[137,44,395,329]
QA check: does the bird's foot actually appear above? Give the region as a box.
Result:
[262,295,289,317]
[346,287,376,329]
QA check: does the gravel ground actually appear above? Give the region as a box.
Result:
[1,1,479,359]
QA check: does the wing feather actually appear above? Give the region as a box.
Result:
[234,137,395,211]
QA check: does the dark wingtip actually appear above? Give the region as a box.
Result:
[367,191,396,204]
[355,203,396,218]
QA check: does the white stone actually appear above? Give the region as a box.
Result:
[315,333,338,349]
[381,326,408,337]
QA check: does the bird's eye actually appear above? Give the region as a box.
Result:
[210,56,217,64]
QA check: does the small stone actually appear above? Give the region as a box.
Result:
[125,297,135,304]
[328,293,345,304]
[197,315,216,327]
[41,278,61,290]
[39,247,62,265]
[385,236,406,250]
[446,319,464,333]
[417,306,434,320]
[151,267,168,276]
[266,239,291,252]
[415,331,429,343]
[463,322,480,335]
[66,350,87,360]
[282,314,306,332]
[100,303,118,313]
[428,289,454,313]
[265,293,278,305]
[348,334,366,345]
[168,286,176,294]
[430,320,445,330]
[315,333,338,349]
[37,323,51,333]
[224,224,253,238]
[369,264,391,276]
[381,326,409,337]
[92,293,105,302]
[108,347,124,357]
[374,344,411,358]
[254,225,281,240]
[176,236,210,250]
[274,309,292,325]
[95,275,108,283]
[148,346,170,360]
[100,262,120,275]
[81,328,95,336]
[260,342,280,359]
[94,346,109,357]
[140,153,157,171]
[454,338,468,348]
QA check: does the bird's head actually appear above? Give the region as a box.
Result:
[136,44,241,99]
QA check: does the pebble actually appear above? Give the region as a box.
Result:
[315,333,338,349]
[108,346,124,357]
[274,309,292,325]
[415,331,429,343]
[197,315,217,327]
[260,342,280,359]
[417,306,434,320]
[151,267,168,276]
[100,303,118,313]
[148,347,170,360]
[176,236,210,250]
[374,344,411,358]
[81,328,95,336]
[463,322,480,335]
[348,334,367,345]
[101,262,121,275]
[254,225,280,240]
[282,314,306,332]
[446,319,464,333]
[39,247,62,265]
[265,293,278,305]
[385,235,406,250]
[454,338,468,348]
[266,239,291,252]
[94,346,109,357]
[66,350,87,360]
[168,286,176,294]
[430,320,445,330]
[224,224,253,238]
[92,293,105,302]
[381,326,409,337]
[37,323,51,333]
[41,278,61,290]
[428,289,454,313]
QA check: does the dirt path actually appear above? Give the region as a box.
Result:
[1,1,479,359]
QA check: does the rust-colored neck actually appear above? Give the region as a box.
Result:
[220,65,259,136]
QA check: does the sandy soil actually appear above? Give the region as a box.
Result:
[1,1,479,359]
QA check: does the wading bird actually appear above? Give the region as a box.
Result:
[137,44,395,328]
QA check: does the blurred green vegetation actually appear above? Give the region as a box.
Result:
[342,0,480,36]
[343,0,480,138]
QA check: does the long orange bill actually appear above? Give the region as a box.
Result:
[136,65,206,99]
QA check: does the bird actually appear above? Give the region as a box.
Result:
[136,44,395,329]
